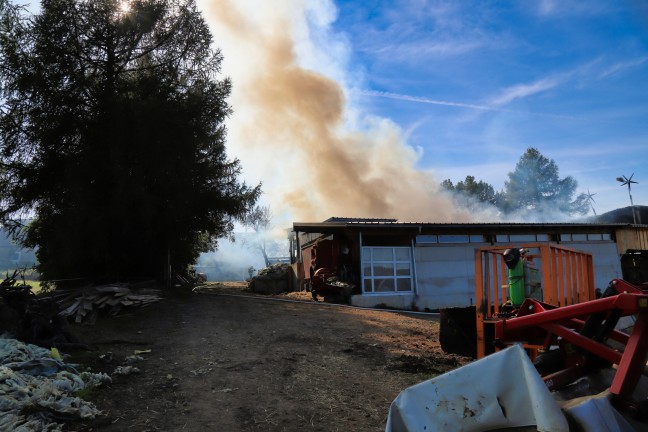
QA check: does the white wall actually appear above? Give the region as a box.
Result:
[350,241,622,311]
[413,244,480,310]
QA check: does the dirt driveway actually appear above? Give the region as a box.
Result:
[68,283,471,431]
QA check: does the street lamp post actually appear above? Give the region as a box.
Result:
[616,174,639,225]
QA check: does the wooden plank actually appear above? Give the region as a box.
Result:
[492,252,500,313]
[568,251,577,305]
[557,249,565,307]
[500,256,508,306]
[475,249,486,359]
[541,246,555,305]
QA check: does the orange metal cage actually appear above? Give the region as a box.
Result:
[475,243,596,358]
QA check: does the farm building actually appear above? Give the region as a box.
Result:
[289,218,648,310]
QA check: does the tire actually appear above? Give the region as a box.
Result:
[533,349,564,376]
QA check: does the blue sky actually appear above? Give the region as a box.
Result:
[323,0,648,215]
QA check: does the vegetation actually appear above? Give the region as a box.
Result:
[442,147,589,218]
[0,0,260,283]
[239,205,277,268]
[441,176,499,211]
[500,148,588,216]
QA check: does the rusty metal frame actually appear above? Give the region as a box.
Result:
[493,293,648,397]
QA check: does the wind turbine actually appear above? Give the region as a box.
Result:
[616,174,639,224]
[586,189,597,216]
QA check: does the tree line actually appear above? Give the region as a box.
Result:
[441,148,590,218]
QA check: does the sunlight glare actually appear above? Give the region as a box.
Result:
[118,1,131,15]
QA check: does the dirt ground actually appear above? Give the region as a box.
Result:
[66,282,472,431]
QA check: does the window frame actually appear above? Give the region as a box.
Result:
[362,246,414,295]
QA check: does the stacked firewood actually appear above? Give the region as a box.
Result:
[55,284,162,324]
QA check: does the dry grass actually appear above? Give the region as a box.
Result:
[193,281,316,302]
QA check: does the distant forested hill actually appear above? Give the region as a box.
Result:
[592,205,648,224]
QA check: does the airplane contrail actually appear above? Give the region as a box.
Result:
[359,89,583,120]
[360,89,502,112]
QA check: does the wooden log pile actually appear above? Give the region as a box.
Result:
[55,284,162,324]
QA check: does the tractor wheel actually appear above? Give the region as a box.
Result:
[439,307,477,358]
[533,349,564,376]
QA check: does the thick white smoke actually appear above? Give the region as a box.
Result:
[197,0,473,225]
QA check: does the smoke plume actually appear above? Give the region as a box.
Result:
[199,0,472,224]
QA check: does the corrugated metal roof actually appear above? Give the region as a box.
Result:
[323,217,398,223]
[293,219,635,232]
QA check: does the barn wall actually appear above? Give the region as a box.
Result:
[350,240,622,311]
[615,227,648,253]
[350,243,481,310]
[412,244,479,310]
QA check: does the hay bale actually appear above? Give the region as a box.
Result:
[249,264,293,294]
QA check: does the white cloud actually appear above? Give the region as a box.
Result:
[489,78,561,106]
[531,0,610,18]
[537,0,558,16]
[378,39,484,59]
[599,56,648,79]
[348,2,509,62]
[487,58,606,107]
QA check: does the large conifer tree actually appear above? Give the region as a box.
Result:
[0,0,259,283]
[501,148,588,217]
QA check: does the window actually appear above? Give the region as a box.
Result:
[438,234,469,243]
[416,235,437,244]
[509,234,536,242]
[417,234,479,244]
[561,233,611,242]
[362,247,413,294]
[496,234,547,242]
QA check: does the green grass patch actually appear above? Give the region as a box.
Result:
[26,279,44,294]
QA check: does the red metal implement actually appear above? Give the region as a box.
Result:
[494,279,648,398]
